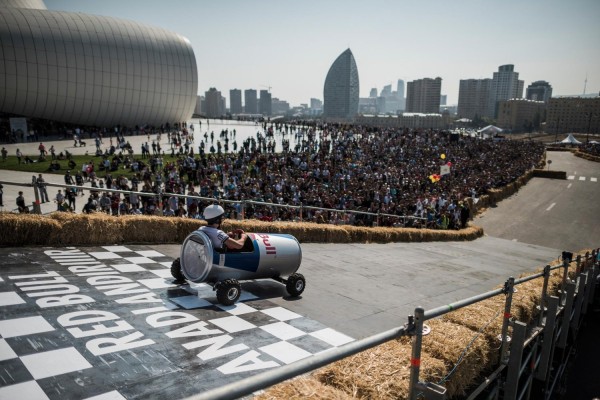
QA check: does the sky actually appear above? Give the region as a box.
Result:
[45,0,600,107]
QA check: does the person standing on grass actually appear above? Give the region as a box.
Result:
[16,148,22,164]
[2,147,8,162]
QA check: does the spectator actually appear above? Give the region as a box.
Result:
[36,174,50,203]
[16,191,28,213]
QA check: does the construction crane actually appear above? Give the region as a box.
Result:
[261,85,272,93]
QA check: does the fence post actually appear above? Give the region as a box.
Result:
[157,193,163,216]
[299,203,303,222]
[535,295,559,382]
[560,257,571,306]
[504,320,527,400]
[588,252,598,308]
[408,308,425,400]
[240,200,245,220]
[499,277,515,363]
[538,265,551,327]
[557,281,576,349]
[570,272,588,334]
[31,184,41,214]
[575,254,582,274]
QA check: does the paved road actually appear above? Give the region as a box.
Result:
[475,151,600,250]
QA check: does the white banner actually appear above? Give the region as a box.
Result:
[440,165,450,175]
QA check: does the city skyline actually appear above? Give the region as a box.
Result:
[45,0,600,108]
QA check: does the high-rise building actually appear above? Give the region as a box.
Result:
[0,0,198,127]
[310,98,323,111]
[546,97,600,136]
[204,88,222,118]
[259,90,272,116]
[229,89,242,114]
[440,95,447,106]
[369,88,378,98]
[497,99,546,132]
[323,48,360,120]
[491,64,524,117]
[271,98,290,115]
[397,79,405,111]
[457,79,492,119]
[381,85,392,96]
[526,81,553,103]
[244,89,258,114]
[405,77,442,113]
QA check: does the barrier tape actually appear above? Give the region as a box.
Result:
[410,357,421,367]
[504,312,511,319]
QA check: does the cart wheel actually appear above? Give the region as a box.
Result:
[216,279,241,305]
[170,258,185,284]
[286,273,305,297]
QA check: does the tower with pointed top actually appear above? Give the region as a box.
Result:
[323,49,359,120]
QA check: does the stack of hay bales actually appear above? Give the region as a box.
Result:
[314,340,445,399]
[0,212,484,246]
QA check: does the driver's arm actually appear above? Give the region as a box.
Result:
[225,233,248,250]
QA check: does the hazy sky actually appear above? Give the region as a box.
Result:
[46,0,600,107]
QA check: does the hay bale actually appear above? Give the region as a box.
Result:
[119,215,180,243]
[0,212,60,246]
[511,278,543,324]
[398,319,491,398]
[48,212,126,245]
[442,296,508,366]
[255,376,355,400]
[315,339,446,400]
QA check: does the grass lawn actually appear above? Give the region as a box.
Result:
[0,154,185,180]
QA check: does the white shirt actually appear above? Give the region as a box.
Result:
[200,226,230,250]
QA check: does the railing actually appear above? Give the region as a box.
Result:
[185,249,599,400]
[0,180,427,227]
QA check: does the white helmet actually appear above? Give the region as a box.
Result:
[203,204,225,221]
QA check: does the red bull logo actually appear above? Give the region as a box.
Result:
[257,234,277,255]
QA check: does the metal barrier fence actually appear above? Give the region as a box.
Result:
[186,249,599,400]
[0,179,427,227]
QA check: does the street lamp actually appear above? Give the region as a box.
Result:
[586,112,594,143]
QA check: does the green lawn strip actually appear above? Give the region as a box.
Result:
[0,154,184,180]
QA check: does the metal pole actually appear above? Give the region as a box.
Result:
[499,277,515,364]
[504,321,527,400]
[408,308,425,400]
[560,257,570,306]
[31,182,41,214]
[538,265,551,327]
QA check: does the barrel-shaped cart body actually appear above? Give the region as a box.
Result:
[179,230,302,284]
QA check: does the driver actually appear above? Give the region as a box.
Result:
[201,204,247,250]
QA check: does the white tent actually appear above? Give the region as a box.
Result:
[477,125,503,134]
[560,133,582,145]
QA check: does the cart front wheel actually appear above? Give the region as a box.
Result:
[216,279,242,305]
[170,258,185,284]
[286,273,305,297]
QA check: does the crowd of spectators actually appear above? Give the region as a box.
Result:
[579,142,600,157]
[51,124,545,230]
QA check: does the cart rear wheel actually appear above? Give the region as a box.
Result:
[286,273,305,297]
[216,279,241,305]
[170,258,185,283]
